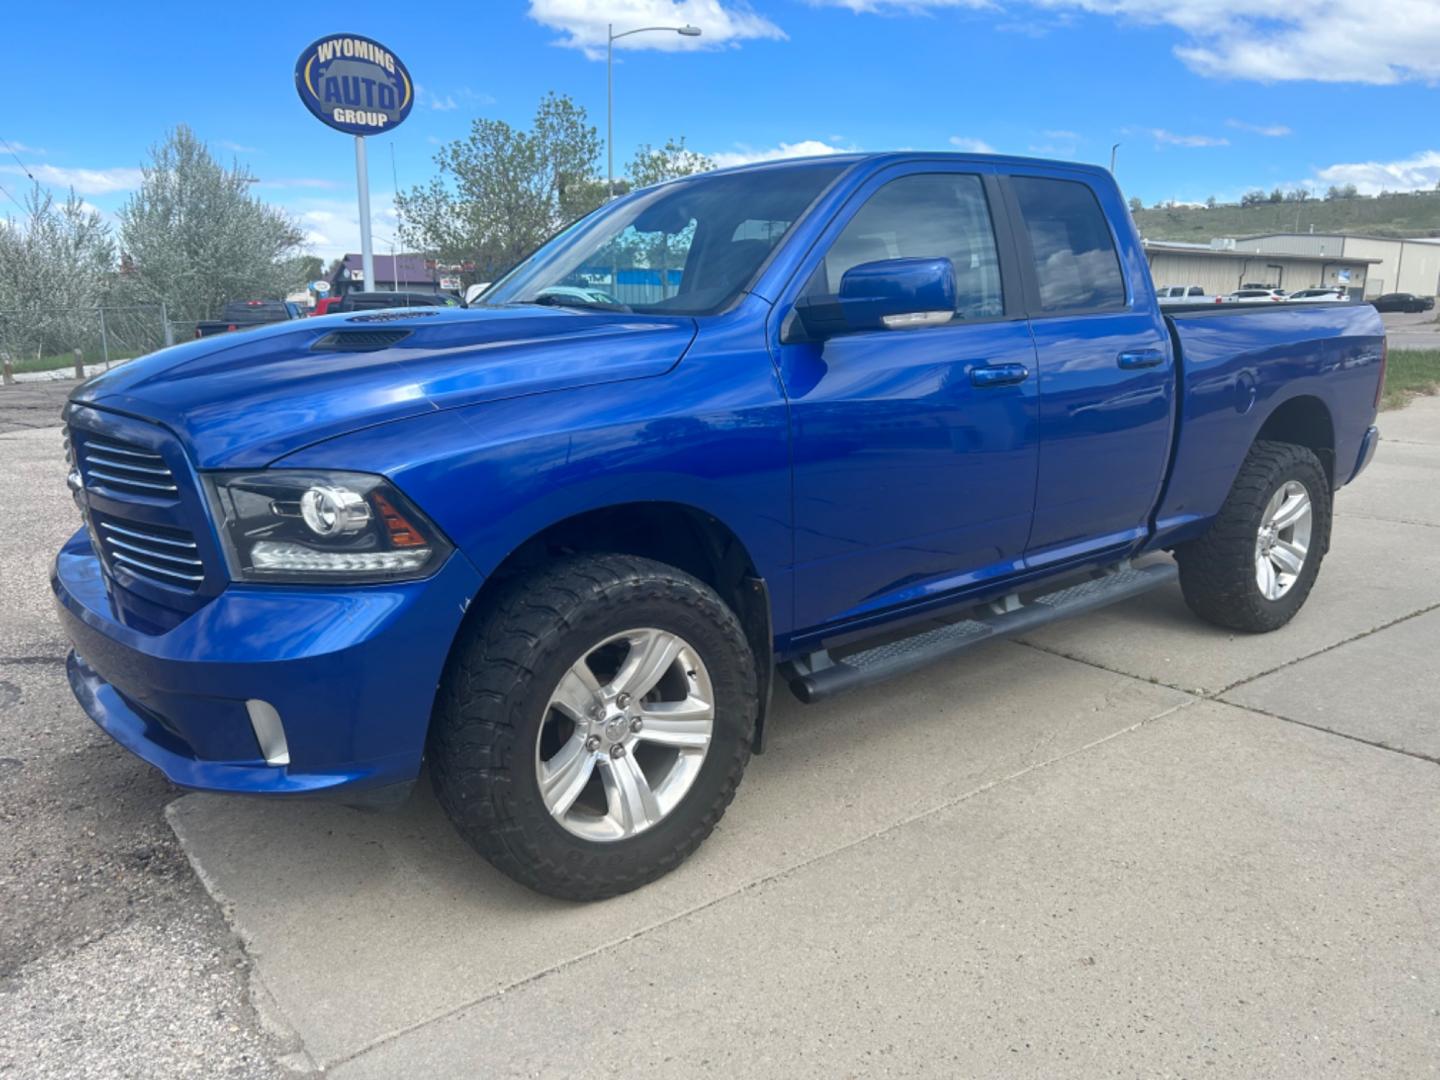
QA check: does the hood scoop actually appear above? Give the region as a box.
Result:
[311,329,414,353]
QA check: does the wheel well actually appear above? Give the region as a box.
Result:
[1255,395,1335,485]
[458,503,775,749]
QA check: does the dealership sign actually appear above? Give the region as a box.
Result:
[294,34,413,136]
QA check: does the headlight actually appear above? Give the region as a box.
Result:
[202,471,452,584]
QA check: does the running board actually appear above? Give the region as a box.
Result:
[781,561,1178,704]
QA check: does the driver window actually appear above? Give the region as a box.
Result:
[822,173,1004,320]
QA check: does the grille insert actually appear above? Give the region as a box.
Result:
[78,438,178,495]
[96,519,205,588]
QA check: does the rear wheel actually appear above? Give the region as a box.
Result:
[1176,440,1332,633]
[428,554,757,900]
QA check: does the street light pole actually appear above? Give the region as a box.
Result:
[1110,142,1121,173]
[606,23,702,200]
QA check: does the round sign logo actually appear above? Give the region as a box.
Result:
[294,34,413,136]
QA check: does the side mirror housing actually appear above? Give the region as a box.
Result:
[788,257,957,341]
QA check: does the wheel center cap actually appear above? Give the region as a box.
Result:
[603,716,628,742]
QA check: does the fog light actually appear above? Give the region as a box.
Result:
[300,485,370,537]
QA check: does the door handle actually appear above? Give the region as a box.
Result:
[1117,348,1166,370]
[970,362,1030,387]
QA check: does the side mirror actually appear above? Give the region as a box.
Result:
[788,257,957,341]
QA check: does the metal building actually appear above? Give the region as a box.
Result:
[1143,240,1378,299]
[1225,234,1440,299]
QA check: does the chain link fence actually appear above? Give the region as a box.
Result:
[0,305,175,380]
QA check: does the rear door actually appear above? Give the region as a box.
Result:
[1000,170,1176,569]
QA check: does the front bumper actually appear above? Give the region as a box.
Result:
[53,528,483,796]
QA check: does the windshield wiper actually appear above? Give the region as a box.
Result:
[520,294,629,313]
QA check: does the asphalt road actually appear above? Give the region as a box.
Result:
[1,383,1437,1078]
[1379,307,1440,350]
[0,380,71,435]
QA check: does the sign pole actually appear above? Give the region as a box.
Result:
[355,135,375,292]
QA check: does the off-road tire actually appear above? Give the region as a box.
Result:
[428,554,757,901]
[1176,440,1332,633]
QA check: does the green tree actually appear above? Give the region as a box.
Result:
[628,138,714,189]
[395,93,603,281]
[0,185,115,361]
[116,126,305,322]
[1127,196,1143,213]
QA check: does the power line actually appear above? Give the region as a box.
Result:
[0,179,26,214]
[0,137,36,182]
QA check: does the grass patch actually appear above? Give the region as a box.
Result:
[1381,349,1440,411]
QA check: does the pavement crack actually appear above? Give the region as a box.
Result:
[0,654,68,668]
[1214,601,1440,699]
[1211,698,1440,766]
[1335,510,1440,530]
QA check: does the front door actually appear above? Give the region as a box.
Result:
[773,166,1041,633]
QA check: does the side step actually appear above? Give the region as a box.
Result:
[780,561,1178,704]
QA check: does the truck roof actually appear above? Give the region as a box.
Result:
[699,150,1112,183]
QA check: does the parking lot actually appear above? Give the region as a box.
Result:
[3,361,1439,1078]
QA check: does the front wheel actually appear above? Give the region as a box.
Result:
[1176,440,1332,633]
[428,554,757,901]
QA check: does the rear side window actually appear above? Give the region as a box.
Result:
[1011,177,1126,313]
[822,173,1004,320]
[1187,286,1204,296]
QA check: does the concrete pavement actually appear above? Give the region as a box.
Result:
[164,397,1440,1077]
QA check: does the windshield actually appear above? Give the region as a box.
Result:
[482,161,849,316]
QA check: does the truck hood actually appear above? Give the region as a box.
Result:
[71,305,698,468]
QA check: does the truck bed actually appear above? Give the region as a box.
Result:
[1151,301,1385,549]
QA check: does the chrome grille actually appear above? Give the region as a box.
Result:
[77,437,179,496]
[95,517,205,589]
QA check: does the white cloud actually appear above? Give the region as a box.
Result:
[528,0,786,58]
[1225,120,1292,137]
[810,0,1440,85]
[709,139,853,169]
[0,139,46,156]
[1310,150,1440,196]
[289,194,402,261]
[1147,128,1228,148]
[0,163,143,195]
[218,140,258,153]
[430,95,458,111]
[948,136,997,153]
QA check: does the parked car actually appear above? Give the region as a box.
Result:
[1371,292,1435,313]
[528,285,625,308]
[193,299,302,338]
[55,152,1384,901]
[1222,288,1288,303]
[1155,284,1209,305]
[1287,287,1348,304]
[330,291,462,313]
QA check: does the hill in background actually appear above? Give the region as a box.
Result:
[1132,191,1440,244]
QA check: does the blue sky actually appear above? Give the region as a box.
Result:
[5,0,1439,259]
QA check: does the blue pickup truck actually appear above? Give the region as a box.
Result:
[54,153,1384,899]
